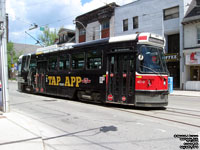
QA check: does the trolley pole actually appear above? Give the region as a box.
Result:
[0,0,9,112]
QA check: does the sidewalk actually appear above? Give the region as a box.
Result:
[0,112,44,150]
[170,90,200,97]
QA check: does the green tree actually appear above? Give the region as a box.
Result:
[7,42,15,70]
[7,42,21,78]
[38,26,58,46]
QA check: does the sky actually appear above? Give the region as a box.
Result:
[6,0,134,46]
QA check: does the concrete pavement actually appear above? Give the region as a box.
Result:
[0,112,44,150]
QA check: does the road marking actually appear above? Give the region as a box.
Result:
[136,122,144,126]
[155,129,166,133]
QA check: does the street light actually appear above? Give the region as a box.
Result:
[73,20,102,40]
[29,23,38,30]
[73,20,86,30]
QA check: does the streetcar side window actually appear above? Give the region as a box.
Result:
[48,56,57,71]
[59,54,70,70]
[21,57,27,71]
[86,50,102,69]
[72,52,85,69]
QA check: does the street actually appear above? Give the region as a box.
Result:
[8,81,200,150]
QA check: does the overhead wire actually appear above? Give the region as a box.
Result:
[9,0,192,44]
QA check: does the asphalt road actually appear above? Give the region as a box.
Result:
[8,81,200,150]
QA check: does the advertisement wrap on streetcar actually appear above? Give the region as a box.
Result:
[17,33,169,107]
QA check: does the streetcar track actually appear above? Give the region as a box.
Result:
[167,107,200,113]
[14,88,200,128]
[154,111,200,119]
[165,110,200,118]
[111,108,200,128]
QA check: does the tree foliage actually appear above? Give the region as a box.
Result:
[7,42,17,70]
[38,26,58,46]
[7,42,23,78]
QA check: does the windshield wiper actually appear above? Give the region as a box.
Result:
[140,65,166,81]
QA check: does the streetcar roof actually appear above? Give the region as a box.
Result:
[109,34,138,43]
[36,43,75,55]
[73,38,109,48]
[34,33,164,55]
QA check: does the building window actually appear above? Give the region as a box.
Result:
[72,53,85,69]
[79,28,86,36]
[102,21,109,29]
[101,20,110,38]
[167,34,180,53]
[133,16,138,29]
[86,50,102,69]
[197,27,200,44]
[190,66,200,81]
[123,19,128,31]
[163,6,179,20]
[79,28,86,43]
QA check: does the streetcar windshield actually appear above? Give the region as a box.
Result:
[29,59,37,70]
[18,61,22,73]
[139,45,168,73]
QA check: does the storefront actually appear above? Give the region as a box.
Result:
[184,51,200,90]
[165,53,180,88]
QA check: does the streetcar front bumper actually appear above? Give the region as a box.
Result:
[135,91,168,107]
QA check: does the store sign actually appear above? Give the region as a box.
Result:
[186,52,200,65]
[165,53,179,62]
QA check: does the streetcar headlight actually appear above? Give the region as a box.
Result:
[164,81,166,86]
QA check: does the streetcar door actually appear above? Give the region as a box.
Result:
[36,61,47,93]
[106,54,135,104]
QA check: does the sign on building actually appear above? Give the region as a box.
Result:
[165,53,179,62]
[186,52,200,65]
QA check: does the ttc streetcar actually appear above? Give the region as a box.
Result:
[17,33,169,107]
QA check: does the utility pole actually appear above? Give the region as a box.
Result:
[0,0,9,112]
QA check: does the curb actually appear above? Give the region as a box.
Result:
[170,93,200,97]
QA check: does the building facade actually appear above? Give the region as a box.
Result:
[57,28,75,44]
[75,3,118,43]
[182,0,200,90]
[114,0,192,88]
